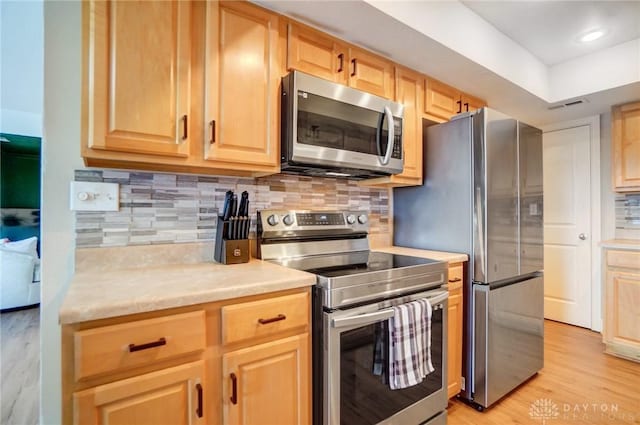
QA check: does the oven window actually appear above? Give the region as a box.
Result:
[296,91,401,159]
[339,308,443,425]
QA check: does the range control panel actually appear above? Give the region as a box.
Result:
[296,212,345,226]
[258,210,369,234]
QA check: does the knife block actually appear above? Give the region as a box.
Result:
[214,216,250,264]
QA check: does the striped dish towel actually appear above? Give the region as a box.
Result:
[388,298,435,390]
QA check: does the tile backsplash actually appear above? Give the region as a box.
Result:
[615,193,640,238]
[74,170,390,248]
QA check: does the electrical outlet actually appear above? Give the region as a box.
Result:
[70,181,119,211]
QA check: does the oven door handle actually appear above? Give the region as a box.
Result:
[332,308,395,329]
[427,291,449,306]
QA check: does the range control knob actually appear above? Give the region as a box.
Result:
[283,214,294,226]
[346,214,356,224]
[267,214,279,226]
[358,214,368,224]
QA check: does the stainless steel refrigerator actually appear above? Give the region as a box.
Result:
[394,107,544,410]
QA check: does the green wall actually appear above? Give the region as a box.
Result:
[0,133,41,209]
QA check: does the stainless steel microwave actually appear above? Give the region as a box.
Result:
[281,71,404,179]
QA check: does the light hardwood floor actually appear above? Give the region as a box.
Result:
[1,307,39,425]
[448,320,640,425]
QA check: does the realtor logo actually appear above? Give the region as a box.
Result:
[530,398,560,424]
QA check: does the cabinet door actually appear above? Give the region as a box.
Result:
[74,361,205,425]
[461,93,486,114]
[348,47,394,99]
[447,265,463,398]
[394,67,423,183]
[204,2,280,169]
[223,334,310,425]
[86,1,191,157]
[612,102,640,191]
[424,77,461,121]
[605,269,640,359]
[287,22,348,85]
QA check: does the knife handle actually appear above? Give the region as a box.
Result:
[230,195,238,218]
[222,191,233,221]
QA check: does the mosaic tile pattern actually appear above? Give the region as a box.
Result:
[74,170,390,247]
[615,193,640,232]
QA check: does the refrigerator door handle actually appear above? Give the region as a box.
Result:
[483,271,542,290]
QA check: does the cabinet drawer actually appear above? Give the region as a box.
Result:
[74,310,206,381]
[447,263,464,291]
[607,250,640,269]
[222,292,309,345]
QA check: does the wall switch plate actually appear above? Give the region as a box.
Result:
[70,181,119,211]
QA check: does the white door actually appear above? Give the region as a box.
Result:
[543,125,592,328]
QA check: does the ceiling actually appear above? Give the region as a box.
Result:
[462,1,640,66]
[256,0,640,126]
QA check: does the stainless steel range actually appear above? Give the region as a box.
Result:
[257,210,449,425]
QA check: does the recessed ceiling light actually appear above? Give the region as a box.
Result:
[580,30,605,43]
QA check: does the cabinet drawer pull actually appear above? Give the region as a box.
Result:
[448,277,462,283]
[337,53,344,72]
[196,383,203,418]
[128,337,167,352]
[464,102,469,112]
[181,114,188,141]
[209,120,216,145]
[257,314,286,325]
[351,58,357,77]
[456,100,462,114]
[230,373,238,405]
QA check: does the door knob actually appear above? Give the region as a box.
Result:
[579,233,587,240]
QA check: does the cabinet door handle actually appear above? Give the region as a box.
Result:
[128,337,167,352]
[230,373,238,405]
[456,100,462,114]
[464,102,469,112]
[351,58,357,77]
[196,383,203,418]
[181,114,188,141]
[258,314,286,325]
[337,53,344,72]
[209,120,216,145]
[448,277,462,283]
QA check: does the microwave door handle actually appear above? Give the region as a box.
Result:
[332,308,394,329]
[380,106,394,165]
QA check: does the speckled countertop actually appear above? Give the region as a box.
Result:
[60,243,467,325]
[59,259,316,325]
[600,239,640,251]
[375,246,468,264]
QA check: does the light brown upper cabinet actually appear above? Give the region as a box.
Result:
[425,77,486,122]
[612,101,640,191]
[287,22,394,99]
[361,66,423,188]
[203,1,280,172]
[82,1,192,158]
[82,1,282,177]
[287,22,348,86]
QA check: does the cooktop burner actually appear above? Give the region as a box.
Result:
[273,251,441,278]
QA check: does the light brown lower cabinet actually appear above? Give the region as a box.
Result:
[223,334,310,425]
[604,249,640,362]
[447,262,464,398]
[73,361,205,425]
[62,287,311,425]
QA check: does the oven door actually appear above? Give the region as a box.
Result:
[323,288,448,425]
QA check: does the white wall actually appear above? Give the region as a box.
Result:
[600,112,617,241]
[0,0,43,137]
[41,2,83,423]
[550,40,640,103]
